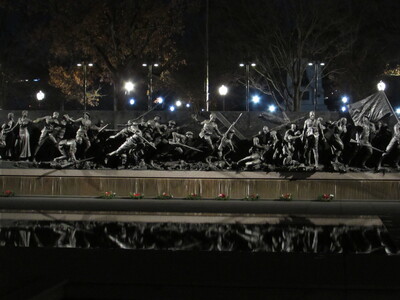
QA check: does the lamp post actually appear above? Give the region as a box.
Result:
[377,80,386,91]
[77,62,93,111]
[239,62,256,111]
[308,62,325,111]
[218,85,228,111]
[36,90,45,109]
[142,63,159,111]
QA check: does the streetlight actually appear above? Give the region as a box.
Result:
[169,105,176,112]
[154,97,164,104]
[308,61,325,111]
[377,80,386,91]
[251,95,260,104]
[129,98,135,106]
[36,90,45,109]
[341,96,348,104]
[341,106,347,112]
[77,62,93,111]
[268,104,276,113]
[175,100,182,107]
[124,81,135,93]
[36,90,45,101]
[239,62,256,111]
[143,63,159,111]
[396,108,400,114]
[218,85,228,111]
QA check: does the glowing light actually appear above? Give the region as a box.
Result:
[251,63,256,67]
[175,100,182,107]
[218,85,228,96]
[88,63,94,67]
[320,62,325,66]
[239,63,245,67]
[252,95,260,104]
[377,80,386,91]
[36,90,45,101]
[142,63,147,67]
[396,108,400,114]
[154,97,164,104]
[129,98,135,105]
[341,96,348,104]
[124,81,134,93]
[186,103,191,108]
[154,63,159,67]
[341,106,347,112]
[308,62,313,66]
[169,105,176,112]
[77,63,82,67]
[33,78,40,82]
[268,105,276,113]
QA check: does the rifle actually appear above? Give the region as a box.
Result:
[136,133,157,150]
[222,113,243,138]
[169,141,203,152]
[60,157,95,169]
[349,139,384,153]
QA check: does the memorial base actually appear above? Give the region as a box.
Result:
[0,169,399,200]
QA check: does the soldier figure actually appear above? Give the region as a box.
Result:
[33,111,60,159]
[377,119,400,169]
[67,112,93,154]
[302,111,325,168]
[54,136,83,162]
[199,113,222,150]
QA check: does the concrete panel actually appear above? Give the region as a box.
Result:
[1,171,399,200]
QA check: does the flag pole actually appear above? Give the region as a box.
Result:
[381,91,400,122]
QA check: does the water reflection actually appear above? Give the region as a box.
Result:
[0,221,397,254]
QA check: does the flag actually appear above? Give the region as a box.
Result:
[347,92,392,124]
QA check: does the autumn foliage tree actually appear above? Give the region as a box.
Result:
[43,0,186,110]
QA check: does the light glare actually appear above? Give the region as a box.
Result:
[169,105,176,112]
[124,81,134,92]
[268,105,276,112]
[36,90,45,101]
[129,98,135,105]
[252,95,260,104]
[377,80,386,91]
[341,106,347,112]
[218,85,228,96]
[341,96,348,104]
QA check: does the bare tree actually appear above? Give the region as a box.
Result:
[220,0,355,111]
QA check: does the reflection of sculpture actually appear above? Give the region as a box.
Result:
[16,110,32,160]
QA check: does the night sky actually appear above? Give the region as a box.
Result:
[0,0,399,111]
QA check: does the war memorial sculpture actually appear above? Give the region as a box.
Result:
[0,91,399,200]
[0,93,399,172]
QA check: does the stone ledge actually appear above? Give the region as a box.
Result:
[1,169,400,181]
